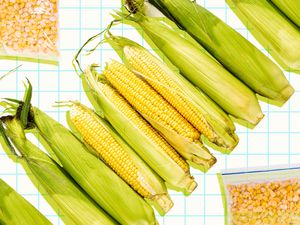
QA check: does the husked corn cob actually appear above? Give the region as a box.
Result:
[0,178,52,225]
[96,83,189,173]
[82,65,197,195]
[68,101,173,214]
[102,60,216,171]
[125,46,215,141]
[104,59,199,141]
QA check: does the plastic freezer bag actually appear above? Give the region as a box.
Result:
[218,166,300,225]
[0,0,59,64]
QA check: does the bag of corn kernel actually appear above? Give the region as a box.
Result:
[0,0,59,64]
[218,166,300,225]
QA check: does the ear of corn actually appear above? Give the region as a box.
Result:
[102,60,216,171]
[0,178,52,225]
[82,66,197,195]
[30,106,158,225]
[147,0,294,105]
[67,101,173,215]
[271,0,300,27]
[226,0,300,73]
[116,13,264,126]
[106,35,239,153]
[0,118,117,225]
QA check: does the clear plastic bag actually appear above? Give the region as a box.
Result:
[218,166,300,225]
[0,0,59,64]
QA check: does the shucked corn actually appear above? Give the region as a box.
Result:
[68,101,173,215]
[227,179,300,225]
[0,0,58,55]
[83,65,197,195]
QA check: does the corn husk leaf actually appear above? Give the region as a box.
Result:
[30,106,158,225]
[0,178,52,225]
[0,118,117,225]
[148,0,294,105]
[227,0,300,73]
[271,0,300,28]
[82,66,198,194]
[66,102,173,216]
[114,12,264,126]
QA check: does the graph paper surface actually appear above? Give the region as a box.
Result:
[0,0,300,224]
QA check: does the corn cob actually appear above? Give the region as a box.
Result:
[0,118,117,225]
[106,35,238,152]
[30,106,158,225]
[115,13,264,126]
[0,178,52,225]
[147,0,294,105]
[102,60,216,171]
[67,101,173,215]
[82,65,197,195]
[226,0,300,73]
[271,0,300,27]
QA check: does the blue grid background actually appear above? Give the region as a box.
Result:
[0,0,300,224]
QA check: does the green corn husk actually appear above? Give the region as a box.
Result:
[115,13,264,126]
[0,119,117,225]
[147,0,294,105]
[0,178,52,225]
[105,35,239,153]
[226,0,300,73]
[30,107,158,225]
[82,65,198,193]
[271,0,300,27]
[65,101,173,215]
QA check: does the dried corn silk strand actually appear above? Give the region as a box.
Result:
[0,0,58,56]
[227,179,300,225]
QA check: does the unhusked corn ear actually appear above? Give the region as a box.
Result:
[148,0,294,105]
[125,45,216,141]
[227,0,300,73]
[0,118,117,225]
[100,83,189,173]
[271,0,300,27]
[68,102,173,215]
[0,178,52,225]
[83,65,197,194]
[102,60,216,172]
[103,59,200,141]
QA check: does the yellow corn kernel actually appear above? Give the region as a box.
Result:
[125,45,216,141]
[103,60,200,141]
[69,103,150,197]
[101,83,189,172]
